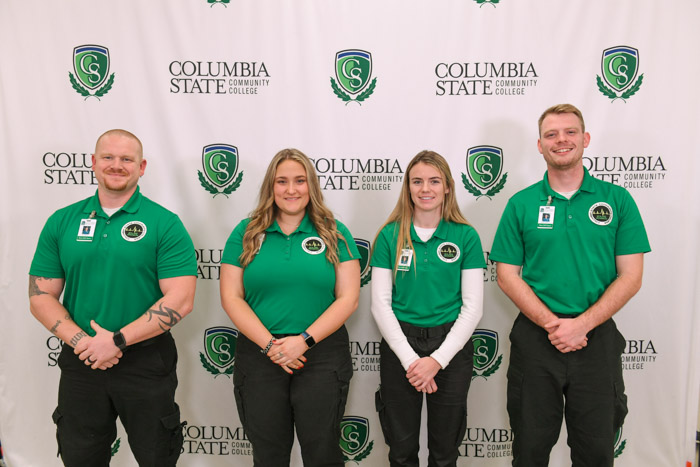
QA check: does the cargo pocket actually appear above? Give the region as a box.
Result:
[612,381,628,431]
[334,364,353,427]
[51,407,63,458]
[374,386,392,444]
[160,404,185,463]
[233,367,247,428]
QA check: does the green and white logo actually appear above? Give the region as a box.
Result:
[69,45,115,99]
[302,237,326,255]
[471,329,503,380]
[199,326,238,378]
[462,146,508,199]
[354,238,372,287]
[614,426,626,458]
[331,50,377,105]
[198,144,244,198]
[473,0,500,7]
[597,46,644,102]
[340,416,374,463]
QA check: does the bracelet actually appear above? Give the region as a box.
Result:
[260,338,274,355]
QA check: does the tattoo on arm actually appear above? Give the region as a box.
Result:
[69,331,88,347]
[50,320,61,334]
[145,303,182,331]
[28,275,50,298]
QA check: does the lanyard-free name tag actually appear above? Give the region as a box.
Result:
[538,206,555,229]
[397,248,413,272]
[76,218,97,241]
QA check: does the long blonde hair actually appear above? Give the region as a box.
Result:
[373,150,469,274]
[239,148,350,266]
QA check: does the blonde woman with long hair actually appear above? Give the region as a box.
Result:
[371,150,485,466]
[220,148,360,466]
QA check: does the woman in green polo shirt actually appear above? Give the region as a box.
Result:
[371,150,486,466]
[220,148,361,466]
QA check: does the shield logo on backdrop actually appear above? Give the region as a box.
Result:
[200,326,238,377]
[471,329,503,380]
[467,146,503,191]
[602,46,638,92]
[335,50,372,95]
[354,238,372,287]
[198,144,244,197]
[339,416,373,462]
[73,45,110,89]
[203,144,238,188]
[462,146,507,199]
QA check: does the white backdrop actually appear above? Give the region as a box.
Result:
[1,1,698,466]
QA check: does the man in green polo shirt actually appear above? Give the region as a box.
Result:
[28,129,197,467]
[490,104,650,467]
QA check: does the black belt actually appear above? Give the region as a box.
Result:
[398,320,454,339]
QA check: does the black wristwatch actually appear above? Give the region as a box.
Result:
[301,331,316,349]
[113,331,127,351]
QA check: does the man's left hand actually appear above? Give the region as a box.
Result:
[544,318,589,353]
[75,320,123,370]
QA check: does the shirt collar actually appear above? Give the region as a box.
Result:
[83,186,143,217]
[539,168,596,201]
[410,218,447,243]
[266,211,314,234]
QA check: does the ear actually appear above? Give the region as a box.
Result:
[139,158,147,177]
[537,139,543,155]
[583,132,591,148]
[91,154,96,171]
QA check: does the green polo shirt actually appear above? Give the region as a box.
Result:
[490,169,651,315]
[221,214,360,334]
[29,187,197,334]
[371,220,486,327]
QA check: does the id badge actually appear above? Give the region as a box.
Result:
[397,248,413,272]
[77,218,97,241]
[538,206,555,229]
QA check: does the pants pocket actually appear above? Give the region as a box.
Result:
[374,386,392,444]
[159,404,185,463]
[613,381,628,431]
[52,407,63,458]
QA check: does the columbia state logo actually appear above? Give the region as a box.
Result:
[205,0,229,6]
[354,238,372,287]
[302,237,326,255]
[471,329,503,380]
[69,45,115,99]
[596,46,644,102]
[437,242,460,263]
[330,49,378,105]
[462,146,508,199]
[198,144,244,198]
[121,221,146,242]
[589,202,613,225]
[339,416,374,463]
[473,0,501,6]
[199,326,238,378]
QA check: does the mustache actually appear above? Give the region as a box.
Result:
[104,169,128,176]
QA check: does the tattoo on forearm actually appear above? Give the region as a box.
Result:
[145,303,182,331]
[69,331,87,347]
[28,275,50,297]
[64,314,72,321]
[50,320,61,334]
